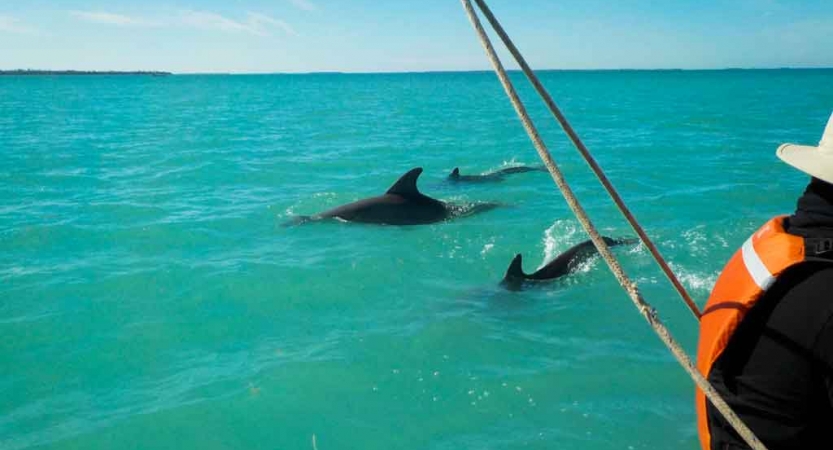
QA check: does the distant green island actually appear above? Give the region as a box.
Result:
[0,70,172,76]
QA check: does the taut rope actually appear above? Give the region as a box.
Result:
[472,0,701,321]
[460,1,767,449]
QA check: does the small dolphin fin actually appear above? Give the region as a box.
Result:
[503,254,526,281]
[499,254,527,289]
[449,167,460,178]
[386,167,423,197]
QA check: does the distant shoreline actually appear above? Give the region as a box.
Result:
[1,68,830,77]
[0,70,172,76]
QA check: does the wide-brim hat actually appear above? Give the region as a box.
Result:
[776,112,833,183]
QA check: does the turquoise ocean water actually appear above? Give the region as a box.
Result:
[2,70,832,450]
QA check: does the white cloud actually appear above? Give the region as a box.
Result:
[181,10,257,34]
[288,0,318,12]
[246,12,298,37]
[69,11,159,27]
[65,9,296,38]
[180,10,297,37]
[0,15,39,35]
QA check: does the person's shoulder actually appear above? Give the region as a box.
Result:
[775,261,833,312]
[780,261,833,289]
[760,262,833,343]
[798,259,833,276]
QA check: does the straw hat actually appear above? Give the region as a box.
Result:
[776,112,833,183]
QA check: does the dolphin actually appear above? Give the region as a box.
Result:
[447,165,547,183]
[286,167,500,226]
[500,236,639,289]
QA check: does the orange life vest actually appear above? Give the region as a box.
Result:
[695,215,806,450]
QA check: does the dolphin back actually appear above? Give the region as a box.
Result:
[502,236,640,287]
[449,165,546,184]
[564,236,638,266]
[289,166,501,226]
[604,236,640,247]
[497,165,548,175]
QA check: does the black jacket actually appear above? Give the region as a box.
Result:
[707,178,833,449]
[707,261,833,449]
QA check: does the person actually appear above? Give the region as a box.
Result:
[696,111,833,450]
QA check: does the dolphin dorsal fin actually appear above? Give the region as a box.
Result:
[503,254,526,280]
[386,167,423,197]
[450,167,460,178]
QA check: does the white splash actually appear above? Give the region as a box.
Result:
[541,220,580,268]
[681,226,709,257]
[668,262,719,292]
[500,157,521,167]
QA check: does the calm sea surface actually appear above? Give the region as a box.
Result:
[2,70,832,450]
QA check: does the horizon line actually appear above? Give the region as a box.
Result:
[2,67,832,76]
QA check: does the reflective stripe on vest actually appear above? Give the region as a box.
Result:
[695,216,805,450]
[741,237,775,291]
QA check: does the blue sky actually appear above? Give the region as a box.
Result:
[0,0,831,73]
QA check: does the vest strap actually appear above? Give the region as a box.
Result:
[804,237,833,258]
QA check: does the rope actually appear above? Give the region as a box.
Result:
[459,1,768,449]
[472,0,701,321]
